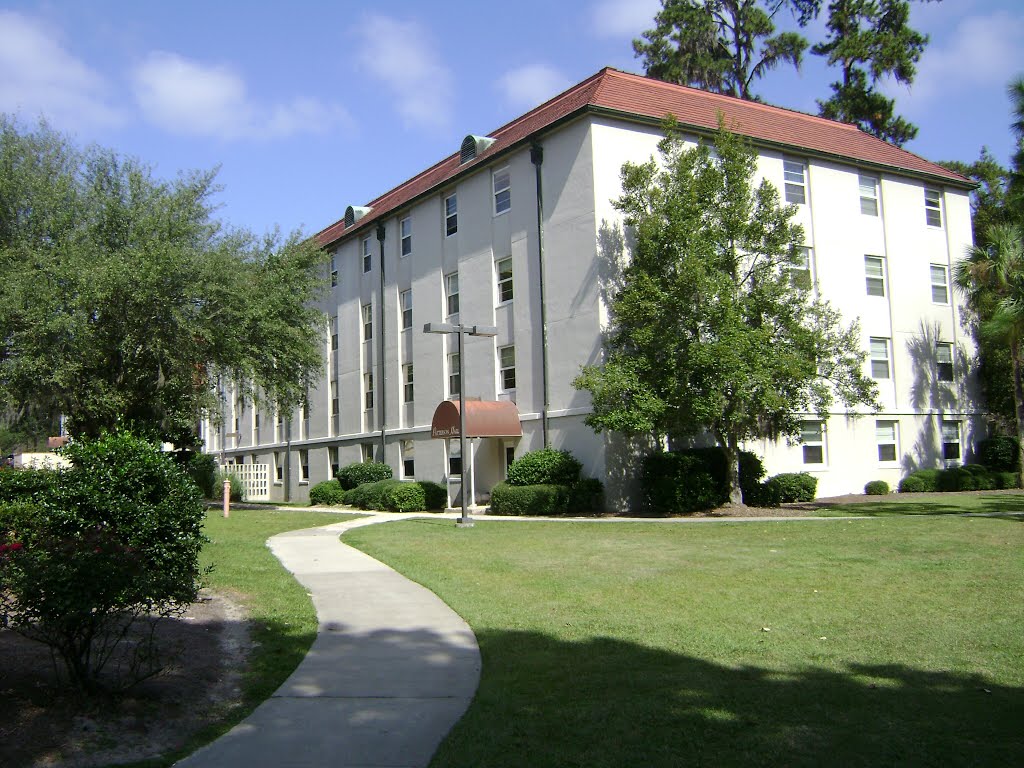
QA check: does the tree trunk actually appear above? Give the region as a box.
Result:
[1012,341,1024,490]
[723,435,743,506]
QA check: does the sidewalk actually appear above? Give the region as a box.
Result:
[175,513,480,768]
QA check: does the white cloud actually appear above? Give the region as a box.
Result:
[0,10,123,128]
[892,10,1024,114]
[498,65,573,110]
[132,51,349,140]
[354,15,453,131]
[591,0,661,39]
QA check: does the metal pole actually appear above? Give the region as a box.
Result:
[456,326,472,528]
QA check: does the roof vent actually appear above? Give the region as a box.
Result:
[344,206,372,227]
[460,135,496,164]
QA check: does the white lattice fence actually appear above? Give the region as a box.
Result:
[224,463,270,501]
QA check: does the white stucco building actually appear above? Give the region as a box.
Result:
[202,68,979,506]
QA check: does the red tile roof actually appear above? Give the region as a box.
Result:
[318,67,969,247]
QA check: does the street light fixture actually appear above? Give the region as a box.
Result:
[424,321,498,528]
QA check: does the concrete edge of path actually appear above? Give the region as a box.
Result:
[175,512,481,768]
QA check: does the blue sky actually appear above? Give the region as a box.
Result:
[2,0,1023,237]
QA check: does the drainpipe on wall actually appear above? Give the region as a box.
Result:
[377,223,387,462]
[284,417,292,503]
[531,142,551,447]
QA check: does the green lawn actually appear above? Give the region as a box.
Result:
[344,512,1024,767]
[813,490,1024,517]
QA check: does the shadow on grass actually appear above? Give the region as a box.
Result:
[435,629,1023,768]
[811,494,1024,518]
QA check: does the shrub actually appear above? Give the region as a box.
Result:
[738,451,767,505]
[186,452,217,498]
[641,449,727,515]
[383,482,426,512]
[337,461,393,490]
[898,469,941,493]
[994,471,1020,489]
[936,467,976,492]
[417,481,448,511]
[506,448,582,486]
[490,482,570,516]
[0,432,207,693]
[568,478,605,514]
[962,464,997,490]
[309,480,347,506]
[212,469,244,502]
[864,480,890,496]
[0,467,54,503]
[345,479,393,510]
[977,435,1021,472]
[764,472,817,503]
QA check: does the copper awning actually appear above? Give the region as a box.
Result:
[430,400,522,439]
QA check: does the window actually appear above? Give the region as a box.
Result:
[274,451,283,482]
[400,216,412,257]
[400,289,413,330]
[925,188,942,227]
[254,413,261,443]
[865,255,886,297]
[791,246,812,289]
[801,421,824,464]
[362,443,374,463]
[362,236,372,273]
[936,343,954,382]
[859,174,879,216]
[446,272,459,316]
[364,372,374,410]
[930,264,949,304]
[330,380,338,416]
[497,257,513,303]
[493,167,511,214]
[449,442,462,476]
[403,363,414,402]
[330,254,338,287]
[876,421,898,462]
[870,337,890,379]
[505,445,516,478]
[329,447,339,478]
[330,315,338,351]
[402,440,415,478]
[942,421,961,461]
[499,345,516,390]
[444,194,457,236]
[362,303,373,341]
[783,157,806,204]
[299,450,309,482]
[448,352,460,396]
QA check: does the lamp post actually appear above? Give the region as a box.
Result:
[424,321,498,528]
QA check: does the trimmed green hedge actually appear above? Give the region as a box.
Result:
[343,479,446,512]
[898,469,941,493]
[977,435,1021,473]
[337,461,393,491]
[490,483,569,516]
[899,464,1020,493]
[0,467,54,503]
[309,480,347,506]
[506,448,582,486]
[641,448,766,514]
[864,480,890,495]
[764,472,818,504]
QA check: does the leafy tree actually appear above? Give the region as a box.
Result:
[574,122,877,504]
[811,0,929,146]
[633,0,810,99]
[0,117,327,446]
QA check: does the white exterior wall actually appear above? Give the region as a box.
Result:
[205,112,979,504]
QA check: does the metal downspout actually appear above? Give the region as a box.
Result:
[531,142,550,446]
[376,223,387,462]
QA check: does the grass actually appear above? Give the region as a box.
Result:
[813,490,1024,517]
[344,511,1024,767]
[126,507,356,767]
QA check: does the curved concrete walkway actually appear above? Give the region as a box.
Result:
[176,513,481,768]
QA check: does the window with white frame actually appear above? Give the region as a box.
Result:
[865,255,886,297]
[496,257,513,303]
[403,363,414,402]
[299,449,309,482]
[876,420,898,462]
[791,246,812,288]
[499,345,516,390]
[362,236,372,273]
[444,194,457,236]
[930,264,949,304]
[402,439,415,478]
[936,343,954,382]
[362,303,373,341]
[870,337,891,379]
[925,188,942,227]
[400,216,412,256]
[448,352,460,396]
[942,420,961,461]
[493,167,511,214]
[329,446,339,478]
[859,174,879,216]
[400,289,413,330]
[783,157,806,204]
[364,372,374,410]
[274,451,283,482]
[445,272,459,317]
[330,253,338,287]
[362,443,374,463]
[331,315,338,350]
[801,421,824,464]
